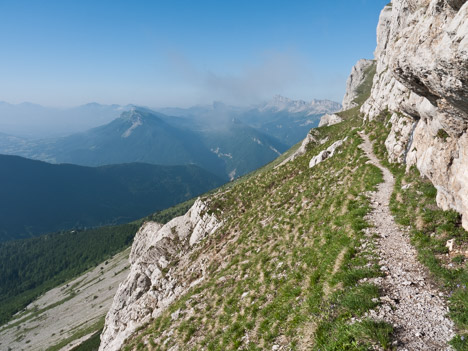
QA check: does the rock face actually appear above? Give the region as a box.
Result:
[361,0,468,229]
[309,137,347,168]
[342,59,375,110]
[99,199,222,351]
[318,113,343,127]
[277,130,318,167]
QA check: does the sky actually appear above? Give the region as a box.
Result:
[0,0,388,108]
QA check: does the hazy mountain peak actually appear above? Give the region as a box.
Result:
[121,113,142,138]
[260,95,341,115]
[82,102,101,107]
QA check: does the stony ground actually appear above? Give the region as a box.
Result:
[0,248,130,351]
[359,132,455,350]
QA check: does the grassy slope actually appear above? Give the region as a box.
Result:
[71,330,102,351]
[42,134,308,351]
[121,107,399,349]
[365,113,468,350]
[120,58,467,351]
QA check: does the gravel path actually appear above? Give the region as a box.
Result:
[359,132,455,350]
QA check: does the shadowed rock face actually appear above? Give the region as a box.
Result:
[448,0,466,11]
[361,0,468,229]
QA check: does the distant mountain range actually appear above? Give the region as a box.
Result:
[0,101,131,138]
[0,154,224,242]
[259,95,341,114]
[158,96,341,146]
[0,96,341,179]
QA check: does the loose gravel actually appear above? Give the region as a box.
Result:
[359,132,455,351]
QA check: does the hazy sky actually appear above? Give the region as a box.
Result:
[0,0,388,107]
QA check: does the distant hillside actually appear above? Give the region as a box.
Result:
[0,154,224,241]
[201,118,288,179]
[35,109,227,176]
[240,95,341,146]
[159,97,342,147]
[0,108,290,179]
[0,200,193,329]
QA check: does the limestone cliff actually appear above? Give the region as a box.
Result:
[342,59,375,110]
[99,199,222,351]
[361,0,468,229]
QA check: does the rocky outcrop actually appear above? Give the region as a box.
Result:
[318,113,343,127]
[361,0,468,229]
[309,137,347,168]
[99,199,222,351]
[342,59,375,110]
[277,130,318,167]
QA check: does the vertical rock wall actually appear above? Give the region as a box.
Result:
[361,0,468,229]
[341,59,375,110]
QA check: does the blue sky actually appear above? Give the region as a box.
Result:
[0,0,388,107]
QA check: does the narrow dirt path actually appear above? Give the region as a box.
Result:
[358,132,455,350]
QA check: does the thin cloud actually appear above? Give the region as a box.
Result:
[164,50,314,106]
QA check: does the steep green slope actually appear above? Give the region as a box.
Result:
[113,54,468,349]
[0,154,224,241]
[0,200,194,326]
[121,108,395,350]
[84,60,390,351]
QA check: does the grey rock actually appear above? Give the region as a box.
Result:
[318,113,343,127]
[361,0,468,230]
[309,137,348,168]
[342,59,375,110]
[99,199,223,351]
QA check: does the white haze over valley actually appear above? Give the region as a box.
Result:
[0,95,341,139]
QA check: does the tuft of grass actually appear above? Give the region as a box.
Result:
[436,129,450,141]
[70,329,102,351]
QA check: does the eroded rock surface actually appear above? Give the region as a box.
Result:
[361,0,468,229]
[309,137,347,168]
[99,199,222,351]
[277,130,318,167]
[318,113,343,127]
[342,59,375,110]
